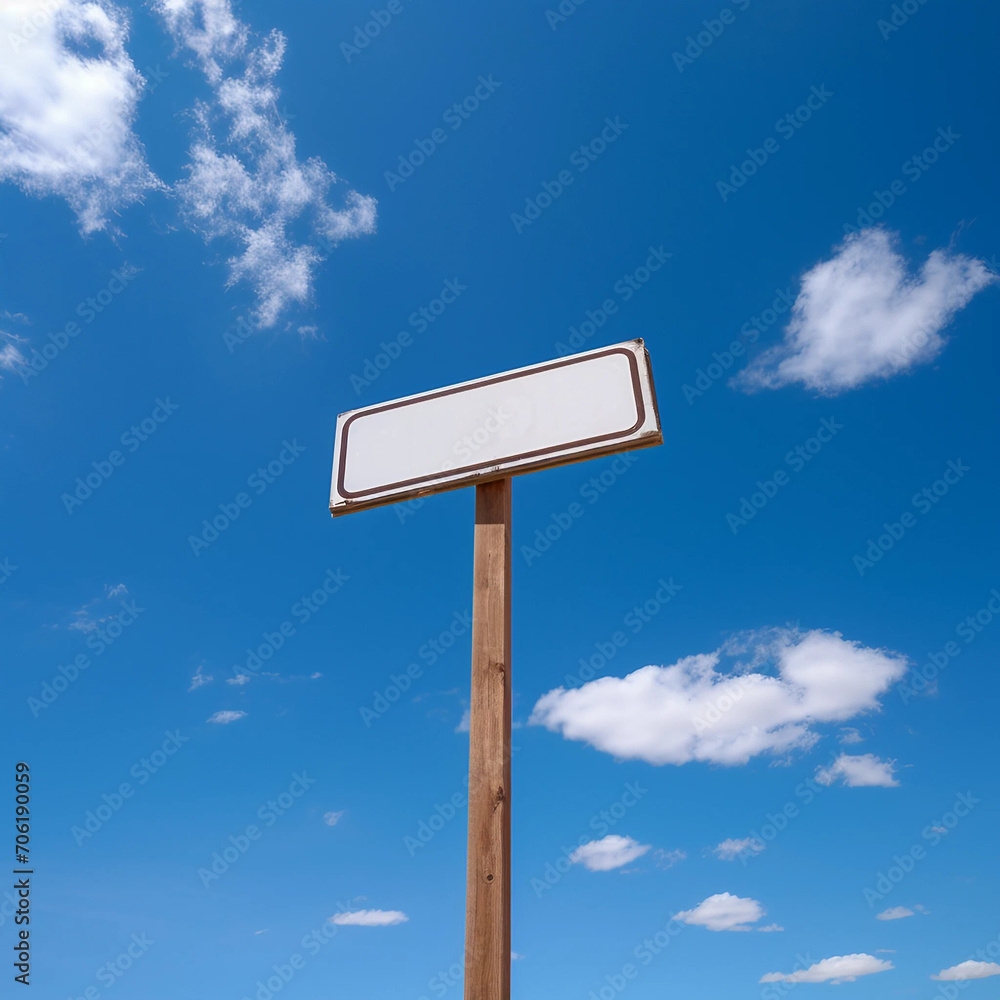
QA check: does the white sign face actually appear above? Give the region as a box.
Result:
[330,339,661,516]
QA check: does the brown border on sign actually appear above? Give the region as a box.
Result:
[336,347,645,500]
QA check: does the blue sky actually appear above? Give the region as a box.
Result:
[2,0,1000,997]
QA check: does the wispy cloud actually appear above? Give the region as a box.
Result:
[207,709,246,724]
[156,0,247,82]
[569,835,650,872]
[0,332,28,380]
[66,584,131,633]
[761,954,893,984]
[876,906,914,920]
[653,848,686,869]
[815,753,899,788]
[714,837,764,861]
[331,909,408,927]
[188,665,213,691]
[735,228,996,394]
[323,811,344,827]
[531,628,907,767]
[0,0,161,232]
[674,893,770,932]
[153,0,377,327]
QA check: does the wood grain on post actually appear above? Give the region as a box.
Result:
[464,477,512,1000]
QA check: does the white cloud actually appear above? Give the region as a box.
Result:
[455,707,471,733]
[227,673,251,686]
[331,909,408,927]
[761,954,893,984]
[758,924,784,933]
[815,753,899,788]
[839,727,864,745]
[188,665,213,690]
[530,628,908,767]
[876,906,914,920]
[153,0,376,327]
[569,835,650,872]
[932,962,1000,981]
[511,951,525,961]
[207,709,246,723]
[714,837,765,861]
[323,811,344,826]
[674,892,768,932]
[735,228,996,394]
[0,0,160,232]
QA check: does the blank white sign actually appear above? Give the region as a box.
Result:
[330,339,661,515]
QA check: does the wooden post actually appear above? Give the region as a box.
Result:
[464,477,512,1000]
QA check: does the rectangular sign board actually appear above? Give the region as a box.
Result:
[330,339,661,516]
